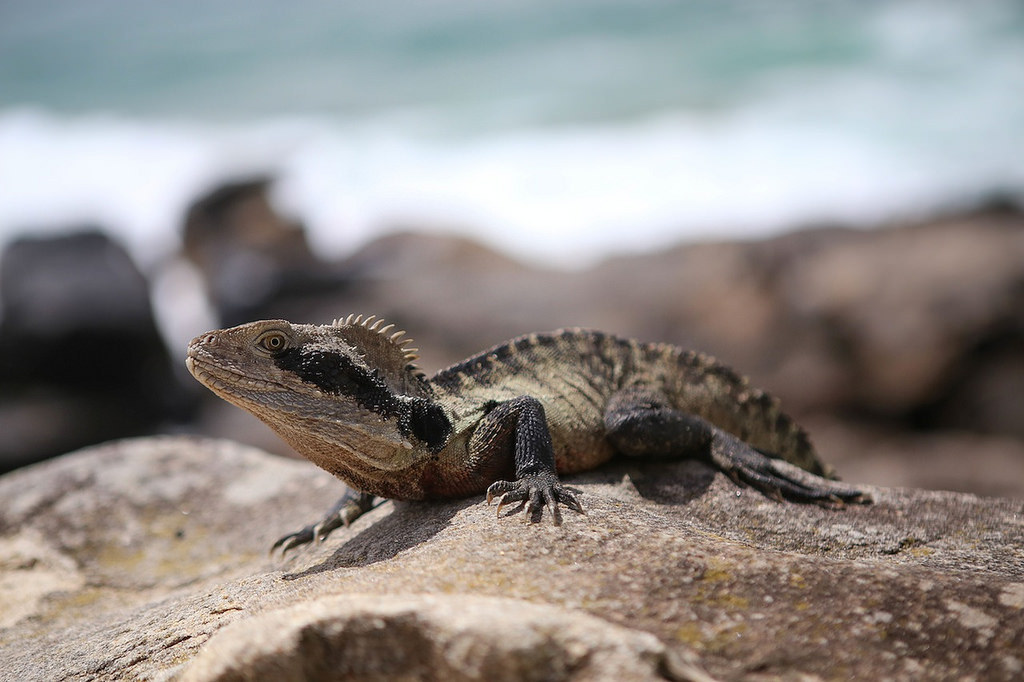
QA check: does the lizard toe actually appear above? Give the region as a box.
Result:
[486,479,518,505]
[485,472,585,523]
[271,525,316,555]
[716,440,869,507]
[556,487,585,515]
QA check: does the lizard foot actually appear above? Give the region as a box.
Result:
[711,436,870,506]
[486,472,585,524]
[272,523,320,555]
[271,491,377,555]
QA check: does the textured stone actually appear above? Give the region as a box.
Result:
[1,436,1022,681]
[182,594,676,682]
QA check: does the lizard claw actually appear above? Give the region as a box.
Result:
[271,517,340,556]
[269,491,378,556]
[486,480,516,505]
[485,472,584,524]
[271,525,317,556]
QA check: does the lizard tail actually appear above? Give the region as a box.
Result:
[651,344,833,478]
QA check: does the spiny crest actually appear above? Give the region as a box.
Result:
[331,313,422,373]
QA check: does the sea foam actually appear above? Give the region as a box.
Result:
[0,106,1020,269]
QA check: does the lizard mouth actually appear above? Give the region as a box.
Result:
[185,354,286,399]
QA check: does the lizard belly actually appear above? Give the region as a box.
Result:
[551,431,615,474]
[543,394,616,474]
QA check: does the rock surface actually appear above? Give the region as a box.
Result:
[2,436,1022,681]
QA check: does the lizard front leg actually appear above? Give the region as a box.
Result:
[472,396,584,524]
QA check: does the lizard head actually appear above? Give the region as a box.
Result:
[186,316,452,474]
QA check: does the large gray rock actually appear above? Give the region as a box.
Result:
[2,436,1022,681]
[182,594,684,682]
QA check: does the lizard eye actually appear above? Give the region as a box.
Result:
[256,330,289,355]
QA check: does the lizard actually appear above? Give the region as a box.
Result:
[186,314,869,552]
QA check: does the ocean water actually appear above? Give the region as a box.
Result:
[1,0,1023,267]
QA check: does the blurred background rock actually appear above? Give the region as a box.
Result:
[1,1,1022,495]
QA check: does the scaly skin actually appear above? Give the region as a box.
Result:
[186,315,869,551]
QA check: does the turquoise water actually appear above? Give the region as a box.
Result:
[1,0,1022,264]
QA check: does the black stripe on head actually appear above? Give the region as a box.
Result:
[401,398,452,453]
[274,346,402,418]
[274,346,451,449]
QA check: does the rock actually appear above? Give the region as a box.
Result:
[0,230,193,472]
[181,177,351,326]
[775,208,1024,418]
[1,436,1022,681]
[0,229,154,337]
[182,594,678,682]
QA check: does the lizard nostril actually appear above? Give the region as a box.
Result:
[203,334,218,346]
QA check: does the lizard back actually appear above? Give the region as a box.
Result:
[429,329,830,477]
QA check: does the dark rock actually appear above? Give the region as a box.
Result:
[181,176,351,325]
[1,229,154,339]
[773,210,1024,418]
[1,436,1022,681]
[0,230,192,472]
[912,323,1024,439]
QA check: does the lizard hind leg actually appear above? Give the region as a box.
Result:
[604,388,714,459]
[603,388,868,506]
